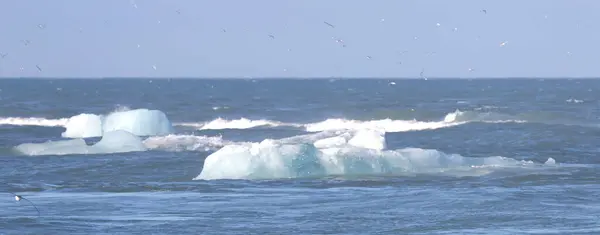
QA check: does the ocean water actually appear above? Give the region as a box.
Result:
[1,78,600,234]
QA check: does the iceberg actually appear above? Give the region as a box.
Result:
[194,129,557,180]
[61,113,103,138]
[61,108,173,138]
[14,130,147,156]
[103,109,173,136]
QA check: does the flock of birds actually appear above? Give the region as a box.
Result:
[0,3,515,79]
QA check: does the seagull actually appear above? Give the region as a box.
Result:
[37,24,46,29]
[482,9,487,14]
[268,34,275,39]
[176,9,181,14]
[420,68,428,80]
[0,53,7,59]
[36,65,42,72]
[324,21,335,28]
[9,193,40,217]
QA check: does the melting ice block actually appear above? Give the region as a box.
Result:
[194,129,557,180]
[61,113,103,138]
[61,108,173,138]
[14,130,147,156]
[103,109,173,136]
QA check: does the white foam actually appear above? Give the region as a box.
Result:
[304,118,462,132]
[0,117,67,127]
[566,98,583,103]
[194,130,555,180]
[61,113,103,138]
[178,118,289,130]
[14,130,147,156]
[443,109,526,124]
[176,109,525,133]
[143,134,228,152]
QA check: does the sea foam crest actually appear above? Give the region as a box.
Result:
[143,134,229,152]
[0,117,68,127]
[175,110,527,133]
[194,129,555,180]
[178,117,290,130]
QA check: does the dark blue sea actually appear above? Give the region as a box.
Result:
[2,78,600,234]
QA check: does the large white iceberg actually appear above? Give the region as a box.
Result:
[194,129,557,180]
[61,113,103,138]
[102,109,173,136]
[14,130,148,156]
[61,109,173,138]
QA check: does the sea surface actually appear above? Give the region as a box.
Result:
[1,78,600,234]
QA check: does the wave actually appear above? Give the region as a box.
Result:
[177,118,295,130]
[0,109,533,134]
[0,117,68,127]
[194,129,557,180]
[143,134,229,152]
[175,110,527,132]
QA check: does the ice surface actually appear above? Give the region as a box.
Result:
[61,109,173,138]
[194,129,557,180]
[103,109,173,136]
[14,130,147,156]
[61,113,103,138]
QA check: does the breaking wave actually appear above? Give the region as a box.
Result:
[0,117,68,127]
[143,134,229,152]
[176,110,527,132]
[0,109,531,134]
[177,118,292,130]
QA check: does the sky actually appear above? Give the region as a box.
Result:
[0,0,598,78]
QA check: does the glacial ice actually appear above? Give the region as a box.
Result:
[14,130,147,156]
[61,109,173,138]
[103,109,173,136]
[194,129,557,180]
[61,113,103,138]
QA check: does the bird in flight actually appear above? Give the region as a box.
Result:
[482,9,487,14]
[420,68,428,80]
[0,53,7,59]
[324,21,335,28]
[268,35,275,39]
[9,193,40,217]
[36,65,42,71]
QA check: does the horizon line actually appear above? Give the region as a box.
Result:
[1,76,600,80]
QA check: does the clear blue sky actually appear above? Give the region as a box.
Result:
[0,0,598,78]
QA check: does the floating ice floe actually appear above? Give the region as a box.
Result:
[14,130,147,156]
[194,129,556,180]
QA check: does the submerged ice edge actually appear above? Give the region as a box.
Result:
[14,130,148,156]
[194,129,558,180]
[13,133,230,156]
